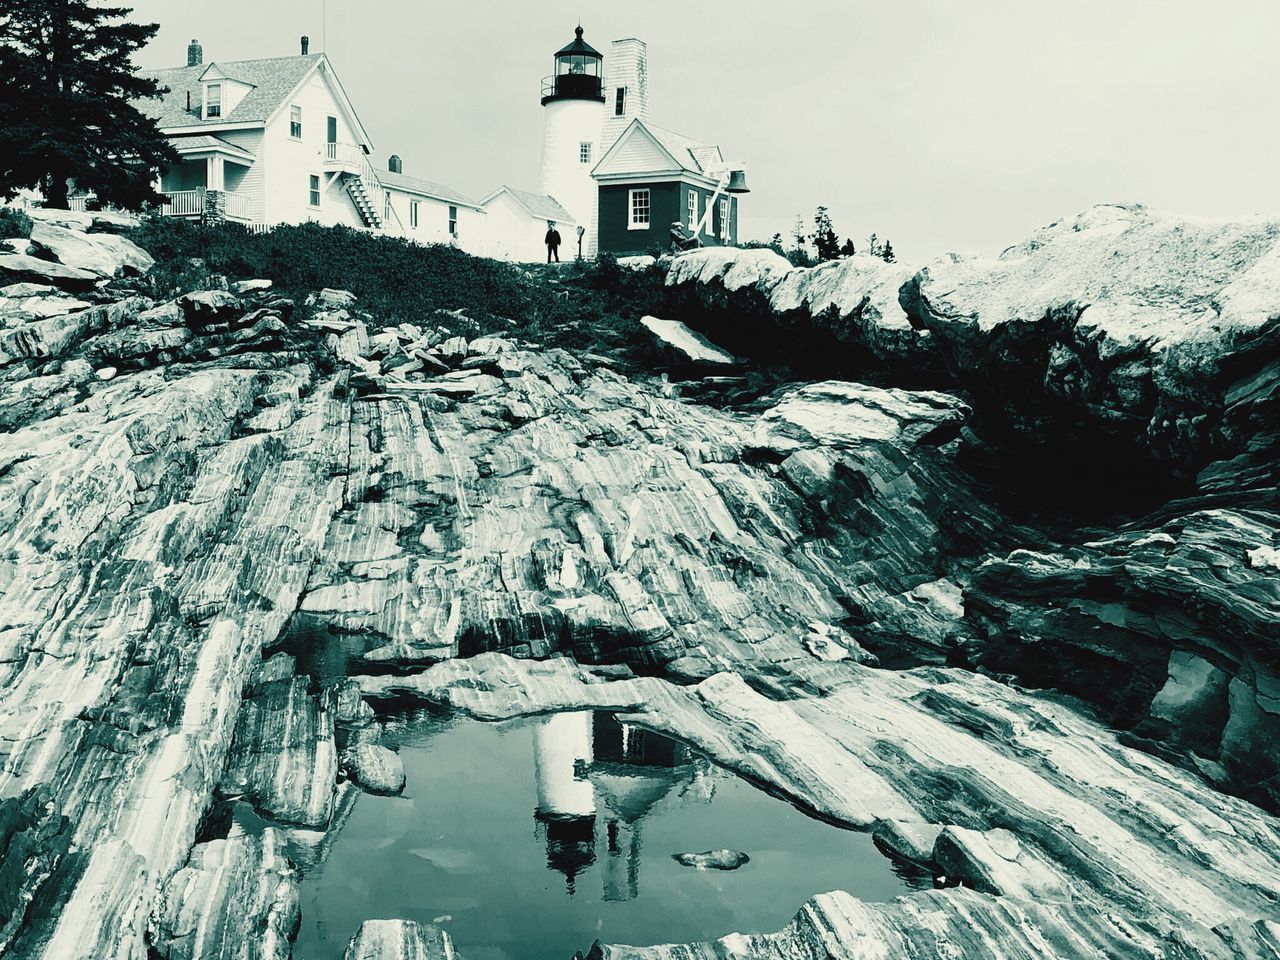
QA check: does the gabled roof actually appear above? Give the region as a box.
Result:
[480,186,575,224]
[139,54,324,128]
[593,119,724,181]
[380,168,481,209]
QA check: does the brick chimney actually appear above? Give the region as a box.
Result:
[388,155,402,174]
[300,35,309,55]
[187,39,202,66]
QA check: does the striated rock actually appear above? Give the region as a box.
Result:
[29,222,154,278]
[340,743,405,795]
[310,288,358,310]
[151,829,299,960]
[672,849,750,870]
[219,677,338,827]
[343,919,454,960]
[638,315,735,365]
[0,252,99,291]
[230,279,273,295]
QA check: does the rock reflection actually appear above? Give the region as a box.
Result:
[532,711,700,900]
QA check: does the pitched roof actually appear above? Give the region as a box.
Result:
[486,187,575,224]
[644,122,722,174]
[379,168,480,209]
[168,135,257,162]
[138,54,324,128]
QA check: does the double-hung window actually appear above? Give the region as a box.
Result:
[290,105,302,139]
[205,83,221,118]
[580,142,592,164]
[628,188,650,230]
[448,205,458,235]
[384,191,392,222]
[687,190,698,232]
[719,198,730,239]
[410,200,419,228]
[308,175,320,207]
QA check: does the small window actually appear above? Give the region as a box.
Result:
[205,83,221,118]
[628,188,650,230]
[448,204,458,235]
[290,105,302,139]
[410,200,419,228]
[308,175,320,207]
[384,191,391,222]
[614,87,626,117]
[719,198,729,239]
[580,142,592,164]
[687,190,698,231]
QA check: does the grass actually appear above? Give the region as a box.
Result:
[124,218,670,359]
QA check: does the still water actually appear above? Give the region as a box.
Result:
[253,710,919,960]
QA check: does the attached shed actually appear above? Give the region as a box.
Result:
[480,186,578,262]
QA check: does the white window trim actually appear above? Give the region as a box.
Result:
[615,86,626,117]
[289,104,303,140]
[410,200,419,228]
[719,198,730,239]
[628,188,650,230]
[580,141,592,164]
[687,190,698,232]
[204,83,222,119]
[383,191,392,222]
[308,174,320,208]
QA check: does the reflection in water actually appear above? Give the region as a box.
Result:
[532,712,698,901]
[276,709,920,960]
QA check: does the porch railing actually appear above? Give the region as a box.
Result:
[224,191,251,221]
[162,189,205,217]
[325,142,364,167]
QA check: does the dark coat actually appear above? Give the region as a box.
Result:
[545,229,562,248]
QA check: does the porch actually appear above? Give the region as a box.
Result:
[160,135,258,223]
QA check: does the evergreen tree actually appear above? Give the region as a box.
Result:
[839,238,856,257]
[769,232,784,254]
[866,232,880,258]
[813,206,840,261]
[791,215,808,253]
[881,240,896,263]
[0,1,177,209]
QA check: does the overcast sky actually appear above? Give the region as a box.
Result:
[127,0,1280,261]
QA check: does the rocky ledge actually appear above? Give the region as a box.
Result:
[0,206,1276,960]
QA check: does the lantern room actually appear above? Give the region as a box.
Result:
[541,26,605,105]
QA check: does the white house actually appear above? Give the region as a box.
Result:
[479,186,576,263]
[135,37,489,255]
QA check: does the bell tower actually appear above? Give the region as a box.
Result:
[539,26,606,257]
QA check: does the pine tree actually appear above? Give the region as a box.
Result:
[0,1,177,209]
[791,215,808,253]
[813,206,840,261]
[881,240,896,263]
[839,238,856,257]
[769,232,784,254]
[866,232,880,258]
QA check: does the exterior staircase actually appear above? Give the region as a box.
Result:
[345,166,383,230]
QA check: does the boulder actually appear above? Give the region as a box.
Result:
[340,743,406,795]
[230,278,273,295]
[29,223,153,278]
[0,252,99,291]
[638,315,735,366]
[311,287,358,310]
[671,849,750,870]
[343,920,454,960]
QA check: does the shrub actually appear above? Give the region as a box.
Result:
[126,217,672,360]
[0,207,32,240]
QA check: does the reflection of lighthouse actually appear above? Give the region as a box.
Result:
[591,713,693,902]
[532,711,596,894]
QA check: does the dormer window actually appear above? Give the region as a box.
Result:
[290,105,302,139]
[205,83,221,118]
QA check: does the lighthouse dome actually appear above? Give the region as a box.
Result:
[541,26,605,105]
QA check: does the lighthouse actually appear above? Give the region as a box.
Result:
[539,26,606,257]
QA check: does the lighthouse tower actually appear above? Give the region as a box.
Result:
[540,26,606,257]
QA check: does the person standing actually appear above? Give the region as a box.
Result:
[545,221,562,263]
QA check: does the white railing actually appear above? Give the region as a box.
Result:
[224,191,251,221]
[325,141,364,167]
[68,196,91,212]
[163,189,205,217]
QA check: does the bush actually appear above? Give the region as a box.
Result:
[0,207,32,240]
[126,217,672,359]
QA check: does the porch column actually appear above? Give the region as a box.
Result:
[205,155,225,191]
